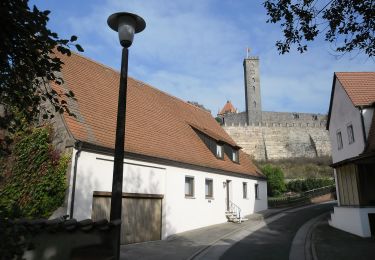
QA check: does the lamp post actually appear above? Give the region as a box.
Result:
[107,12,146,259]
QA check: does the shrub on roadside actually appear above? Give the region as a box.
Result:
[261,164,286,197]
[287,178,334,192]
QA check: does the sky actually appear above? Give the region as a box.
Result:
[32,0,374,115]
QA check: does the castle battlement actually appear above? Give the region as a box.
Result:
[224,121,327,129]
[245,56,259,60]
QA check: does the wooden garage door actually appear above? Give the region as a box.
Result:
[92,192,163,244]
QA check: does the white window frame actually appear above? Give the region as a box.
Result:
[255,183,259,199]
[205,178,213,198]
[232,150,239,163]
[243,182,248,199]
[336,130,343,150]
[185,176,195,198]
[216,144,223,159]
[347,124,355,144]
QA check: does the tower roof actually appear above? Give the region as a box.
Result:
[218,100,237,115]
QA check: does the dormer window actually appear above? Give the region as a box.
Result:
[232,149,239,163]
[216,144,223,159]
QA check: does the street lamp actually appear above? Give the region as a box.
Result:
[107,12,146,259]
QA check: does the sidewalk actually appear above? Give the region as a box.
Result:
[120,207,288,260]
[311,215,375,260]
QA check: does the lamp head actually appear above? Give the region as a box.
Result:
[107,12,146,48]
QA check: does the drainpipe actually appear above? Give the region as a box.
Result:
[69,141,83,219]
[359,108,367,150]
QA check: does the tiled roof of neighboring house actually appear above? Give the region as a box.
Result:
[218,101,237,115]
[335,72,375,107]
[54,52,263,178]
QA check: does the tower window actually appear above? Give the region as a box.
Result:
[252,77,255,82]
[253,101,256,108]
[253,85,255,92]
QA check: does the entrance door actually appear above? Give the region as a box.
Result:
[226,180,231,211]
[369,214,375,237]
[92,192,163,244]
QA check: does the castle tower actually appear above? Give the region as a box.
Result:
[243,56,262,124]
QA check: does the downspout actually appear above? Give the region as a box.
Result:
[359,108,367,151]
[69,141,83,219]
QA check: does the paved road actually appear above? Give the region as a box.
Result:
[220,203,334,260]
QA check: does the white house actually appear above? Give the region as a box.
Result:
[49,52,267,244]
[326,72,375,237]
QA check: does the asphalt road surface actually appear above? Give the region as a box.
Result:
[220,203,334,260]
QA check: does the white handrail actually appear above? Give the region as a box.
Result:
[228,200,242,223]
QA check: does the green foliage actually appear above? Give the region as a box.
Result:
[261,164,286,197]
[0,126,69,218]
[0,0,83,136]
[287,178,335,192]
[263,0,374,57]
[256,156,333,179]
[215,117,223,124]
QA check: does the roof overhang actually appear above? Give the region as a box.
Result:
[330,151,375,168]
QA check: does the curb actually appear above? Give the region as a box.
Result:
[289,212,329,260]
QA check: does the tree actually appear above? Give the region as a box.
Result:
[261,164,286,196]
[0,0,83,141]
[263,0,374,57]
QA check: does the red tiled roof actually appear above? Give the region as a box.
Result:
[219,101,237,115]
[335,72,375,107]
[54,52,263,178]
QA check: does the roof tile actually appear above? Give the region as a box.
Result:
[55,52,262,178]
[335,72,375,107]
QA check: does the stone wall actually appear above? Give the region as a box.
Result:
[222,111,327,128]
[223,125,331,160]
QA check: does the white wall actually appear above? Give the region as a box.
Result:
[67,149,268,239]
[163,165,267,238]
[67,150,165,221]
[329,206,375,237]
[329,80,366,163]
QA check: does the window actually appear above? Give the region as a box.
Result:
[255,184,259,199]
[253,101,256,108]
[337,131,343,150]
[185,176,194,197]
[243,182,248,199]
[347,124,355,144]
[205,179,213,198]
[216,144,223,159]
[232,150,239,163]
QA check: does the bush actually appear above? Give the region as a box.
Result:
[261,164,286,197]
[287,178,334,192]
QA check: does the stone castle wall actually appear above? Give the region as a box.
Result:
[223,124,331,161]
